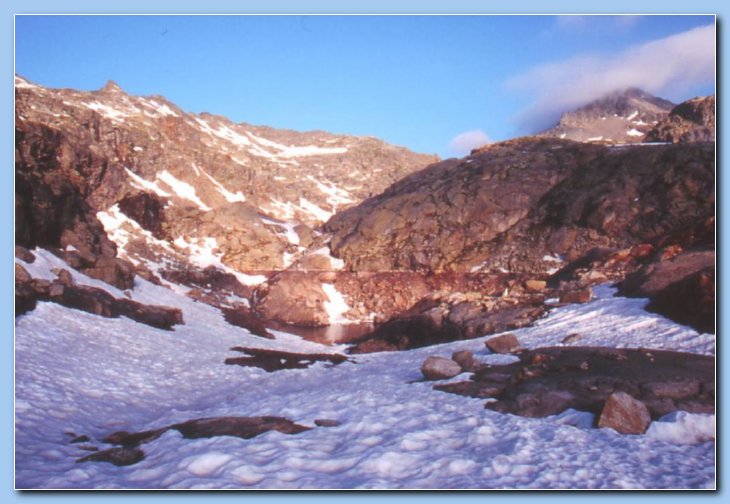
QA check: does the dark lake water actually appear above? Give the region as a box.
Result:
[265,321,376,346]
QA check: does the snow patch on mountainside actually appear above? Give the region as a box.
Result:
[157,171,211,211]
[125,168,172,198]
[172,236,266,286]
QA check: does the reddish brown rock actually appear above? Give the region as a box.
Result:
[485,333,521,354]
[644,267,715,334]
[421,356,463,380]
[452,350,482,372]
[559,288,592,304]
[598,392,652,435]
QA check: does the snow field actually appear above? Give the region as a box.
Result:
[14,257,715,489]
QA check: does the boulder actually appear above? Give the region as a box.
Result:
[485,333,521,354]
[598,391,652,435]
[559,288,592,304]
[452,350,482,372]
[421,356,463,380]
[644,267,714,334]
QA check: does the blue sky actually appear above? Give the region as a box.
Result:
[15,14,715,157]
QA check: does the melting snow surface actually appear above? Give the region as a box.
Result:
[627,128,644,137]
[14,259,715,489]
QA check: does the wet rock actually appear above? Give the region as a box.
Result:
[77,447,145,466]
[485,333,521,354]
[225,346,347,372]
[598,392,652,435]
[421,356,463,380]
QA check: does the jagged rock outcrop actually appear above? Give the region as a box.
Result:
[645,96,715,143]
[541,88,674,143]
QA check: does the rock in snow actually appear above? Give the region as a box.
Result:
[485,333,522,354]
[421,356,463,380]
[598,392,652,435]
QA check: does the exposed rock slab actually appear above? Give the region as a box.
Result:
[15,268,183,329]
[435,347,714,422]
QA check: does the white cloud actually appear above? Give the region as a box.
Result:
[448,130,492,156]
[509,24,715,133]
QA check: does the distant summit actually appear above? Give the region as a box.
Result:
[541,88,675,144]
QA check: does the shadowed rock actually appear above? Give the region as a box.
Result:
[225,346,347,372]
[77,447,145,466]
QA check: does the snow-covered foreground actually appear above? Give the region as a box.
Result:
[14,251,715,489]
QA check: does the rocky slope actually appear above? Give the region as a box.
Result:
[645,95,716,143]
[540,88,675,143]
[15,75,436,292]
[325,138,714,274]
[16,76,715,344]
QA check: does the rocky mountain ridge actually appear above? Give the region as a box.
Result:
[540,88,675,144]
[16,78,716,347]
[15,75,437,290]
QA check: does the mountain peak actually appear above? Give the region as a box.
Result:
[101,80,124,93]
[541,88,675,144]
